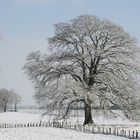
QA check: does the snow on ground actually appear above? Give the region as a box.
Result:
[0,111,139,140]
[0,112,41,124]
[0,111,140,130]
[0,127,128,140]
[18,109,140,125]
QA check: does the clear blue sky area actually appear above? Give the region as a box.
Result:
[0,0,140,105]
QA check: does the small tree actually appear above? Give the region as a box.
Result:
[10,90,22,112]
[0,88,12,112]
[24,15,140,124]
[0,88,22,112]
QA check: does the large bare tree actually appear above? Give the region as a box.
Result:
[23,15,140,125]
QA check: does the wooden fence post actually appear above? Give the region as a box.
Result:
[102,127,104,134]
[68,122,69,129]
[92,126,94,133]
[49,122,50,127]
[74,124,76,130]
[121,129,124,136]
[45,122,47,127]
[117,129,119,136]
[65,122,67,129]
[128,130,130,138]
[69,122,71,129]
[124,130,126,137]
[106,128,108,134]
[98,127,100,133]
[52,121,54,127]
[61,122,64,128]
[132,131,135,139]
[83,125,85,132]
[36,123,38,127]
[109,128,111,134]
[48,121,50,127]
[113,128,116,135]
[79,125,81,131]
[85,125,87,132]
[87,125,90,132]
[136,130,138,139]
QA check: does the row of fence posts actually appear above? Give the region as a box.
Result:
[0,121,139,139]
[60,122,139,139]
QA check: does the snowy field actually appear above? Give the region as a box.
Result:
[0,111,139,140]
[0,127,128,140]
[18,108,140,125]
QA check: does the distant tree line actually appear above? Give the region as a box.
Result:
[0,88,22,112]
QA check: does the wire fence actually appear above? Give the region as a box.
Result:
[0,121,139,139]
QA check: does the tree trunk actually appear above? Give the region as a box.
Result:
[4,105,7,112]
[84,98,94,125]
[15,103,17,112]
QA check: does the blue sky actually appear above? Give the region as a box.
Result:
[0,0,140,105]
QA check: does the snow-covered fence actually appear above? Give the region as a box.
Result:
[0,121,139,139]
[60,122,139,139]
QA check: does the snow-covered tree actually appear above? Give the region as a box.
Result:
[10,90,22,112]
[0,88,12,112]
[23,15,140,124]
[0,88,22,112]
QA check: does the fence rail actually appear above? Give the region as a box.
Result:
[0,121,139,139]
